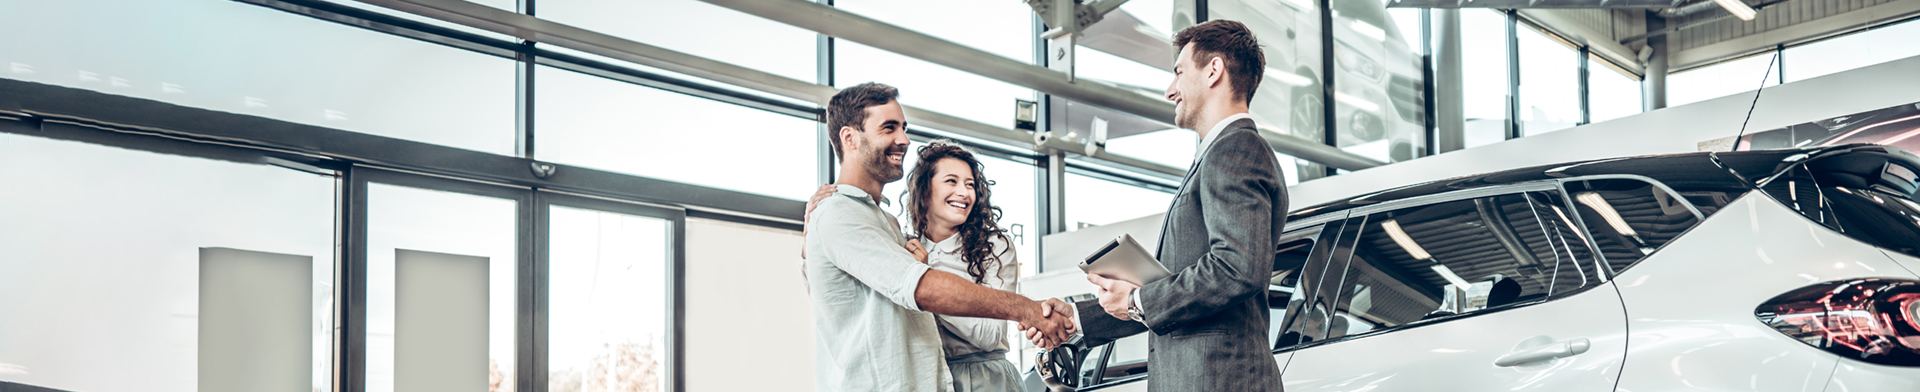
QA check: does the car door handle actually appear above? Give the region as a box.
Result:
[1493,338,1591,367]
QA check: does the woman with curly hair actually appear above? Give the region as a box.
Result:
[802,139,1023,391]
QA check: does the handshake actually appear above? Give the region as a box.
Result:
[1018,298,1078,349]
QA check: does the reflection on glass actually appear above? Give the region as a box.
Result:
[1518,25,1579,135]
[540,0,816,82]
[836,0,1033,62]
[536,65,819,201]
[1588,56,1643,123]
[1208,0,1325,179]
[0,134,335,392]
[548,205,670,392]
[1462,10,1510,149]
[1668,51,1779,107]
[1332,0,1427,162]
[328,0,518,41]
[1065,172,1175,230]
[367,184,518,392]
[0,0,517,155]
[1783,19,1920,83]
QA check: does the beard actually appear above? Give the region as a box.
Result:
[1174,98,1201,130]
[858,133,907,183]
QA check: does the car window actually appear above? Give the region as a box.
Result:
[1562,178,1702,275]
[1311,193,1569,341]
[1276,218,1357,348]
[1762,156,1920,259]
[1524,192,1609,297]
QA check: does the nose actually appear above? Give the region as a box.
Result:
[1165,82,1177,102]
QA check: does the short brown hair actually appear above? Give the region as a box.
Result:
[1173,20,1265,105]
[826,82,900,162]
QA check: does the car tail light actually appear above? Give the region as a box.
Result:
[1756,278,1920,366]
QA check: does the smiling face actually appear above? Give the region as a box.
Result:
[923,157,977,232]
[1165,43,1214,131]
[846,100,910,183]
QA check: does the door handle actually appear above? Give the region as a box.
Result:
[1493,338,1591,367]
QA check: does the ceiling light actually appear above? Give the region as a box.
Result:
[1576,192,1638,237]
[1711,0,1757,21]
[1382,219,1432,260]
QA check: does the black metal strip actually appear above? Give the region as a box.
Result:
[1320,0,1339,177]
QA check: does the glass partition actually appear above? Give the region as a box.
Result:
[1588,56,1643,123]
[1517,24,1579,135]
[1668,51,1780,107]
[1462,10,1511,149]
[0,0,517,155]
[1332,0,1428,163]
[0,133,335,392]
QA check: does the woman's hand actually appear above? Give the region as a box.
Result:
[904,239,930,264]
[799,184,837,259]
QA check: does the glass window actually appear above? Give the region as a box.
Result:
[539,0,817,83]
[1389,7,1426,56]
[831,0,1036,128]
[1761,157,1920,260]
[1065,172,1176,230]
[1783,18,1920,83]
[547,205,671,392]
[0,0,518,155]
[1332,0,1428,163]
[835,42,1037,129]
[1668,52,1780,107]
[1517,25,1580,135]
[366,183,519,392]
[0,133,335,392]
[1588,56,1643,123]
[1211,0,1325,179]
[535,65,820,201]
[1562,178,1702,274]
[1315,193,1568,339]
[1462,10,1510,149]
[328,0,519,41]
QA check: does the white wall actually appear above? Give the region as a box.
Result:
[1290,54,1920,209]
[683,218,812,390]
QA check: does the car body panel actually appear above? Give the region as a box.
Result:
[1822,360,1920,392]
[1610,192,1920,392]
[1279,281,1628,392]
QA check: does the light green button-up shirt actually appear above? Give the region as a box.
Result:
[804,184,952,392]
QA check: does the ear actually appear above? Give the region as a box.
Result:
[1204,56,1226,89]
[838,125,859,156]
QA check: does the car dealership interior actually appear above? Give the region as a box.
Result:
[4,0,1920,391]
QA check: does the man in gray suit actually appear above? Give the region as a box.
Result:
[1028,19,1287,391]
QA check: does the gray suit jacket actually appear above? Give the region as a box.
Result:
[1077,118,1288,392]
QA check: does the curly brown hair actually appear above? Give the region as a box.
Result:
[902,139,1010,284]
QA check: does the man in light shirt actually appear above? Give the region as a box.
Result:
[803,82,1074,391]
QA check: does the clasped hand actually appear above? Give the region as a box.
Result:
[1019,298,1076,349]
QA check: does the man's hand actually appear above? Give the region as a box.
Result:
[904,239,930,264]
[1088,274,1142,321]
[1017,299,1075,348]
[798,184,836,258]
[1022,298,1076,348]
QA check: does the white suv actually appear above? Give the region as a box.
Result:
[1029,144,1920,392]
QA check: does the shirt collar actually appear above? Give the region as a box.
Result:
[931,233,964,254]
[833,183,890,206]
[1196,113,1253,163]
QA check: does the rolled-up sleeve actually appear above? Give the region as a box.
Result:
[933,236,1020,349]
[810,198,931,311]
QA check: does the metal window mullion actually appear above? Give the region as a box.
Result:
[519,185,541,392]
[1506,10,1521,140]
[1421,8,1437,158]
[817,0,836,186]
[341,166,371,392]
[1320,0,1338,177]
[1578,46,1591,126]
